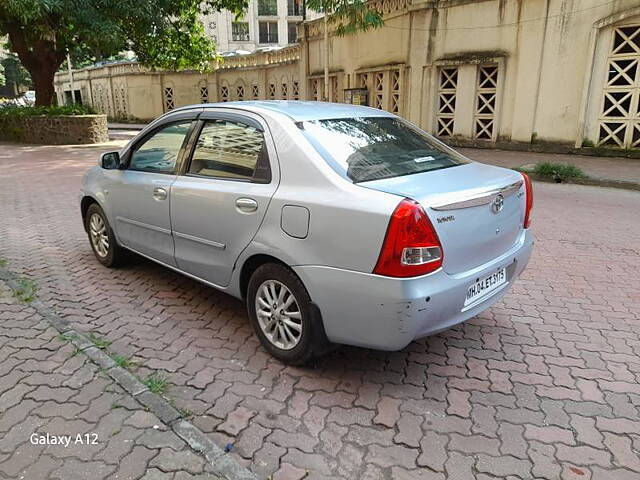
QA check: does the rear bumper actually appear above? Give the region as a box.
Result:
[293,229,534,351]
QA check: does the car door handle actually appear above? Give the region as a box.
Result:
[153,187,168,201]
[236,197,258,213]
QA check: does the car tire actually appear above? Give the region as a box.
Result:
[247,263,331,365]
[85,203,125,268]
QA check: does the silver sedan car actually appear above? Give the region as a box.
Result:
[81,101,534,364]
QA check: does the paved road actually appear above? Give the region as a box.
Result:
[1,142,639,480]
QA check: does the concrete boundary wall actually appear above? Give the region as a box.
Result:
[54,0,640,150]
[0,114,108,145]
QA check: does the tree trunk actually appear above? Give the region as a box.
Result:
[323,13,329,102]
[4,22,65,106]
[32,66,58,106]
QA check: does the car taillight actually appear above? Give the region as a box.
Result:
[522,173,533,228]
[373,199,443,278]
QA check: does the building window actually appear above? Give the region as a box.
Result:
[436,67,457,137]
[163,86,175,111]
[252,85,260,99]
[232,22,250,41]
[259,21,278,43]
[288,22,299,44]
[258,0,277,16]
[474,64,498,140]
[200,85,209,103]
[598,25,640,148]
[288,0,302,16]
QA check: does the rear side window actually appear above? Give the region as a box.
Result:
[130,122,191,173]
[302,117,469,183]
[188,120,270,182]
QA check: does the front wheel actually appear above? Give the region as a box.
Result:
[85,203,125,268]
[247,263,331,365]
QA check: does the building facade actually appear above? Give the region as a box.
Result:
[203,0,320,52]
[55,0,640,151]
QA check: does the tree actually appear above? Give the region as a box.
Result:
[305,0,384,102]
[0,0,247,106]
[1,53,32,94]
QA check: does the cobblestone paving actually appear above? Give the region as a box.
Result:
[0,280,220,480]
[1,142,640,479]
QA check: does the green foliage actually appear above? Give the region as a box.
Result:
[1,53,31,89]
[533,162,586,181]
[113,354,138,369]
[0,0,249,105]
[0,257,7,267]
[13,277,37,303]
[0,62,5,87]
[88,333,112,349]
[143,373,170,395]
[305,0,384,36]
[0,104,96,116]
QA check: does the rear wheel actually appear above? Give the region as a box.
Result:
[247,263,330,365]
[85,203,125,268]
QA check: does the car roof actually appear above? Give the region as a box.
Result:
[171,100,394,122]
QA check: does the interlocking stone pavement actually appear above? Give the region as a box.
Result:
[0,279,220,480]
[1,141,640,479]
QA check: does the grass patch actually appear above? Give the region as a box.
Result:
[14,277,37,303]
[113,354,138,369]
[88,333,112,349]
[533,162,586,181]
[143,373,169,395]
[0,257,7,267]
[58,332,79,342]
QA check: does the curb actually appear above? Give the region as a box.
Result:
[0,268,257,480]
[526,172,640,192]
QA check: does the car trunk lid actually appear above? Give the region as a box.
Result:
[362,162,525,275]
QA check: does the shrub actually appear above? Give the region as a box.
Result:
[533,162,586,181]
[0,104,96,116]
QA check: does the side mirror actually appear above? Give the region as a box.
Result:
[100,151,121,170]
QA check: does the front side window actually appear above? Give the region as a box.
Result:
[129,122,191,173]
[302,117,468,183]
[188,120,270,182]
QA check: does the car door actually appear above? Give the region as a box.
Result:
[107,119,194,266]
[170,111,279,287]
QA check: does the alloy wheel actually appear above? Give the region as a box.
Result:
[89,212,109,258]
[255,280,303,350]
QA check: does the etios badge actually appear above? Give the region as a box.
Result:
[491,194,504,213]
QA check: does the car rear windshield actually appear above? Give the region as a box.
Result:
[302,116,468,183]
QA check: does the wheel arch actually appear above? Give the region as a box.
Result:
[238,253,291,301]
[80,195,99,231]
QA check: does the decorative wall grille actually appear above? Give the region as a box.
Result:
[281,83,288,98]
[292,81,300,100]
[373,72,384,109]
[268,83,276,99]
[163,86,175,111]
[390,69,400,113]
[252,85,260,99]
[200,85,209,103]
[436,67,458,137]
[310,79,321,100]
[598,25,640,147]
[220,85,229,102]
[330,76,338,102]
[236,85,245,100]
[474,64,498,140]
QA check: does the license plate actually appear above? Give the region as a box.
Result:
[464,267,507,307]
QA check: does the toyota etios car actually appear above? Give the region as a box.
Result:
[81,101,533,364]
